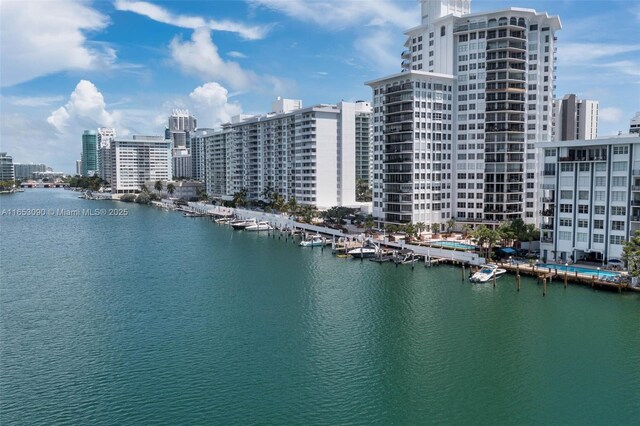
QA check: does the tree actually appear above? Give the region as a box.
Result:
[385,223,399,234]
[356,178,372,202]
[415,222,426,239]
[471,225,501,260]
[364,215,375,232]
[271,192,286,212]
[524,224,540,255]
[232,188,247,207]
[446,218,456,235]
[154,180,163,194]
[431,223,441,236]
[462,224,472,239]
[196,187,207,201]
[497,220,516,247]
[140,184,149,194]
[622,230,640,276]
[286,196,298,214]
[167,183,175,196]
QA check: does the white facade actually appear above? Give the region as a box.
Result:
[190,128,213,182]
[204,99,372,209]
[172,147,192,179]
[0,152,15,182]
[539,135,640,264]
[552,94,598,141]
[368,0,561,228]
[106,135,171,193]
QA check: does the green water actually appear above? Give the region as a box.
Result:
[1,190,639,424]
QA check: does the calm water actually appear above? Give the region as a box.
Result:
[1,190,639,425]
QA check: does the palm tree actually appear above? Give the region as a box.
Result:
[524,224,539,255]
[431,223,441,236]
[622,230,640,276]
[140,184,149,194]
[472,225,501,260]
[364,215,375,233]
[415,222,426,239]
[232,188,247,207]
[446,218,456,236]
[286,196,298,214]
[154,180,163,194]
[166,183,175,196]
[462,224,472,239]
[271,192,286,212]
[404,223,416,241]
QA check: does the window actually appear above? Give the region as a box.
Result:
[577,219,588,228]
[612,191,625,202]
[594,205,605,215]
[441,26,446,36]
[612,161,628,171]
[611,206,626,216]
[578,191,589,200]
[610,235,625,245]
[612,176,627,187]
[559,218,572,227]
[594,219,604,229]
[579,163,590,172]
[559,231,571,241]
[613,146,629,155]
[560,190,573,200]
[593,234,604,244]
[595,176,606,187]
[560,163,574,172]
[611,221,625,231]
[594,191,605,202]
[577,233,588,242]
[578,205,589,214]
[560,204,573,213]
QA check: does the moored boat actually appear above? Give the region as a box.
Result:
[245,220,273,232]
[300,235,324,247]
[470,264,507,283]
[348,245,379,259]
[231,218,257,230]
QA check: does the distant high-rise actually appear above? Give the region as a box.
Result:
[97,128,116,182]
[81,130,97,177]
[76,159,82,176]
[0,152,15,182]
[630,112,640,135]
[14,163,48,180]
[553,94,598,141]
[169,110,197,148]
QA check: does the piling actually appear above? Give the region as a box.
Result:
[543,277,547,296]
[461,264,465,282]
[564,270,567,288]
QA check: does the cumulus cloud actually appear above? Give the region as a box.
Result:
[0,0,114,87]
[170,28,258,90]
[114,0,271,40]
[188,82,243,127]
[47,80,122,133]
[228,51,248,59]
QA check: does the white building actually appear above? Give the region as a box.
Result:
[14,163,50,180]
[539,134,640,264]
[204,98,372,209]
[168,110,197,148]
[630,112,640,135]
[172,147,192,179]
[367,0,561,229]
[104,135,172,193]
[76,159,82,176]
[97,127,116,182]
[144,179,204,201]
[0,152,15,182]
[552,94,598,141]
[190,128,214,182]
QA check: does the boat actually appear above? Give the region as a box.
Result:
[214,217,231,224]
[470,264,507,283]
[230,218,256,230]
[347,245,379,259]
[300,235,324,247]
[183,212,204,217]
[245,220,273,232]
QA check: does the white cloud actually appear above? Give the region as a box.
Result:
[47,80,123,133]
[228,51,248,59]
[558,43,640,64]
[8,96,65,107]
[170,28,257,91]
[188,82,243,127]
[355,29,399,73]
[114,0,271,40]
[0,0,114,87]
[600,107,624,124]
[251,0,416,29]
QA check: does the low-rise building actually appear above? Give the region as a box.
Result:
[144,179,204,201]
[14,163,49,180]
[539,134,640,264]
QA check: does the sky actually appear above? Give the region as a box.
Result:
[1,0,639,173]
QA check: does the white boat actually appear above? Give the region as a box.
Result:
[470,264,507,283]
[348,246,379,259]
[300,235,324,247]
[245,220,273,232]
[230,218,256,230]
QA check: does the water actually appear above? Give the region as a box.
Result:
[430,240,477,250]
[1,190,639,425]
[538,263,621,278]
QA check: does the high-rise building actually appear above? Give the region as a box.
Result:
[168,110,197,178]
[172,147,192,179]
[355,105,373,190]
[552,94,598,141]
[103,135,172,193]
[539,135,640,263]
[367,0,561,228]
[76,159,82,176]
[81,130,98,177]
[190,128,214,182]
[204,99,372,209]
[0,152,15,182]
[97,128,116,182]
[630,112,640,135]
[14,163,49,180]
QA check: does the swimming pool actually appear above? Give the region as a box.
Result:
[430,241,477,250]
[537,263,621,278]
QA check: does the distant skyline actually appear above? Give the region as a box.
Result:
[1,0,639,172]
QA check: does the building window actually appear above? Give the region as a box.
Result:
[612,161,628,171]
[560,204,573,213]
[611,206,626,216]
[559,231,571,241]
[560,190,572,200]
[577,219,588,228]
[594,219,604,229]
[612,176,627,187]
[610,235,625,245]
[611,221,625,231]
[594,205,605,215]
[613,146,629,154]
[593,234,604,243]
[441,26,446,36]
[559,218,572,227]
[578,205,589,214]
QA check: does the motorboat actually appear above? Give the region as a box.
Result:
[300,235,324,247]
[230,218,257,230]
[348,245,379,259]
[214,217,231,224]
[470,264,507,283]
[245,220,273,232]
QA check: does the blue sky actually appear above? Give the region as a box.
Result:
[1,0,639,172]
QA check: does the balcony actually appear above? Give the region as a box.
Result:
[542,197,555,203]
[541,209,555,217]
[401,50,411,59]
[632,186,640,191]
